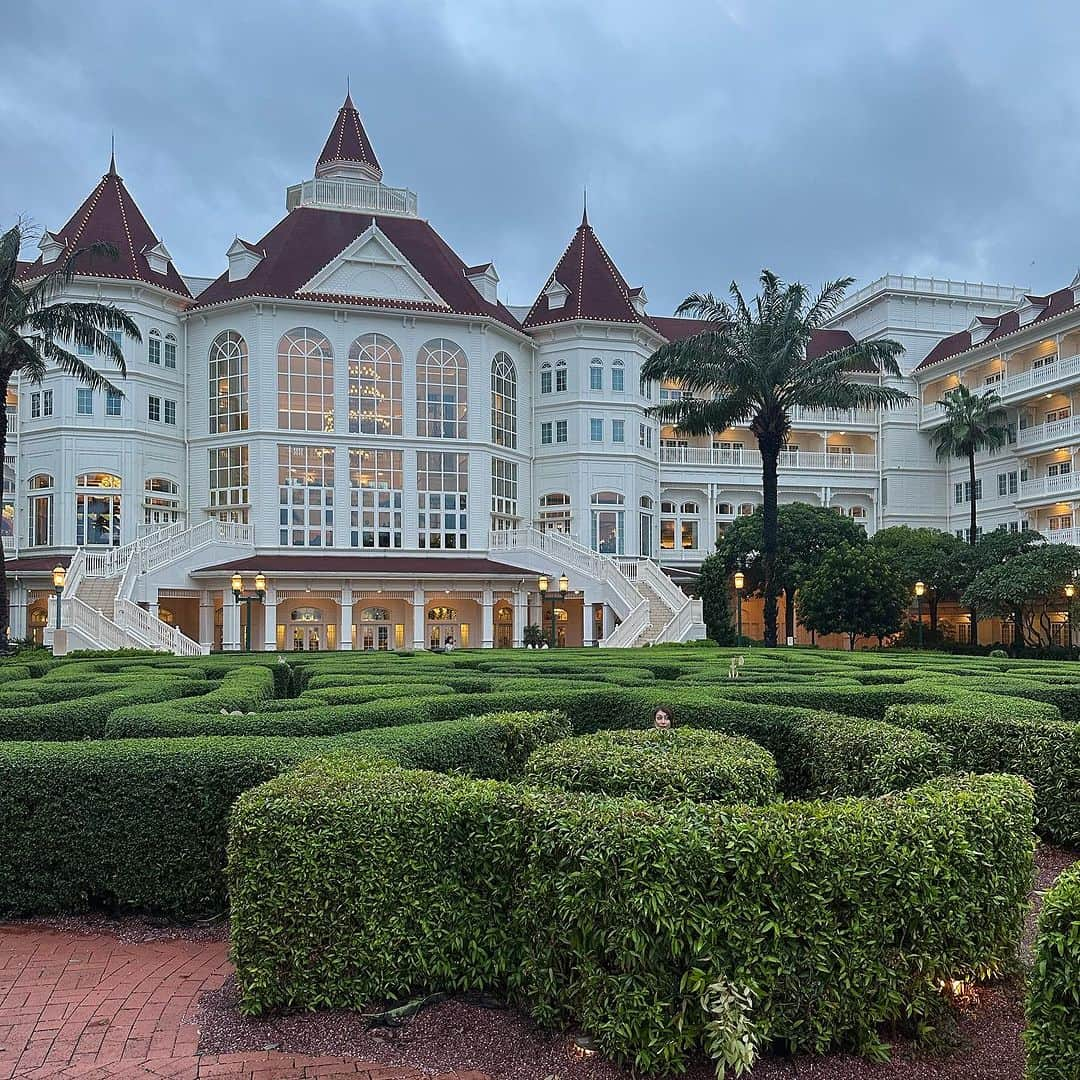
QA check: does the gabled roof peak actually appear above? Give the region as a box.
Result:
[316,92,382,182]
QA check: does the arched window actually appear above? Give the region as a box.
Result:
[716,502,734,517]
[555,359,568,392]
[348,333,402,436]
[538,492,571,534]
[208,331,248,433]
[660,497,699,551]
[75,473,122,547]
[639,495,653,509]
[612,358,625,392]
[417,338,468,438]
[738,502,756,516]
[661,500,676,514]
[278,327,334,432]
[591,492,624,554]
[28,474,54,547]
[164,333,177,369]
[639,494,654,558]
[680,501,699,515]
[589,357,603,391]
[144,477,181,528]
[490,353,517,448]
[540,362,552,395]
[148,329,162,365]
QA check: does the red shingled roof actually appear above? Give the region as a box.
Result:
[18,158,190,297]
[522,211,645,329]
[316,93,382,180]
[914,283,1079,373]
[194,555,534,577]
[190,208,521,330]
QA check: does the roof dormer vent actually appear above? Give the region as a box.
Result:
[465,263,499,304]
[142,240,173,276]
[544,278,570,311]
[38,231,65,265]
[227,237,264,282]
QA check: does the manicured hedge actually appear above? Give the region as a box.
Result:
[0,710,568,917]
[228,765,1033,1075]
[523,727,780,804]
[1026,861,1080,1080]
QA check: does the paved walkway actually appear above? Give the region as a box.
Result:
[0,926,486,1080]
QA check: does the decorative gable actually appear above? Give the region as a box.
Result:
[1017,295,1047,327]
[1070,269,1080,306]
[38,230,65,265]
[142,240,173,276]
[967,316,997,345]
[629,286,648,316]
[544,278,570,311]
[465,263,499,304]
[227,238,264,282]
[298,223,447,304]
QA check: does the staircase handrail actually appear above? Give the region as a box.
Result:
[600,597,650,648]
[53,595,146,652]
[114,597,208,655]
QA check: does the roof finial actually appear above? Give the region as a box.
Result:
[344,77,354,109]
[108,132,117,175]
[581,188,589,227]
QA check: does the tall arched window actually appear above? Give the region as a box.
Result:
[208,331,249,433]
[589,357,603,391]
[612,358,625,392]
[144,477,182,528]
[417,339,467,438]
[490,352,517,448]
[349,333,402,436]
[148,329,162,366]
[75,472,122,547]
[591,491,625,555]
[540,362,552,395]
[28,473,53,547]
[639,494,654,558]
[278,327,334,432]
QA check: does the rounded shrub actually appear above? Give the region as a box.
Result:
[523,727,779,804]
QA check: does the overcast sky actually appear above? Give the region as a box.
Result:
[4,0,1080,313]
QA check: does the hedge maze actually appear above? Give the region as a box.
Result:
[0,645,1076,1075]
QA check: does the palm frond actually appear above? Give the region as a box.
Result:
[648,396,753,436]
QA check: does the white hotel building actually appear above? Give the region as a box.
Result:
[5,96,1076,651]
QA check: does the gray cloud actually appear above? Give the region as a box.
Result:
[4,0,1080,313]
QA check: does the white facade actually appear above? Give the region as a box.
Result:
[6,97,1074,651]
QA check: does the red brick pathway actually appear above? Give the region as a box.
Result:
[0,926,485,1080]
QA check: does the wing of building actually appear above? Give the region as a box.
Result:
[6,96,1062,651]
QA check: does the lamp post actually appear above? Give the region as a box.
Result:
[734,570,745,644]
[231,570,267,652]
[52,565,66,629]
[1066,581,1075,651]
[914,580,926,649]
[537,572,568,648]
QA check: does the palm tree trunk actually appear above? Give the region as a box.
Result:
[758,433,781,647]
[968,450,979,646]
[784,586,796,644]
[929,595,939,632]
[0,389,9,653]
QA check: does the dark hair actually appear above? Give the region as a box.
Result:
[652,705,676,727]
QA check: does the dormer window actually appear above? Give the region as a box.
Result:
[37,231,65,265]
[544,278,570,311]
[968,316,997,345]
[227,238,264,282]
[142,240,173,276]
[465,263,499,304]
[629,286,648,315]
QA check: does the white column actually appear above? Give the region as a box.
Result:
[8,582,27,641]
[481,588,494,648]
[339,586,353,650]
[223,594,241,652]
[512,588,526,648]
[263,587,278,651]
[199,590,215,651]
[412,586,426,650]
[582,591,595,647]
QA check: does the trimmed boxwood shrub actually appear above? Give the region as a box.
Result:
[0,710,568,917]
[228,765,1033,1076]
[523,728,779,804]
[1026,861,1080,1080]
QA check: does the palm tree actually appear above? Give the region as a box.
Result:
[642,270,908,647]
[0,221,140,651]
[931,383,1010,646]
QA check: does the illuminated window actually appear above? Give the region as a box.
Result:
[490,353,517,448]
[348,333,402,436]
[75,473,122,546]
[491,457,518,529]
[350,448,403,548]
[209,445,249,522]
[208,331,248,433]
[278,327,334,432]
[417,338,468,438]
[28,474,53,547]
[417,451,468,549]
[278,445,334,547]
[590,491,624,555]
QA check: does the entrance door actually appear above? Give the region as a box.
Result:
[357,623,391,651]
[291,623,325,650]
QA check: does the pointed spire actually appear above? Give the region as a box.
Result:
[108,133,117,176]
[315,93,382,182]
[581,188,588,227]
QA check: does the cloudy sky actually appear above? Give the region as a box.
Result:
[4,0,1080,313]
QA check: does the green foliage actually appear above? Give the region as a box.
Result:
[1025,862,1080,1080]
[523,727,779,804]
[697,552,735,644]
[229,768,1033,1075]
[797,543,909,648]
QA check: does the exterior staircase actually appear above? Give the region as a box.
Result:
[628,578,682,646]
[75,577,121,619]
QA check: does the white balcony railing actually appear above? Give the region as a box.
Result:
[1019,473,1080,501]
[1017,415,1080,448]
[659,446,876,470]
[1044,527,1080,546]
[286,177,418,218]
[789,406,878,426]
[5,406,16,435]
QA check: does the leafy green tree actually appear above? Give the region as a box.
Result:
[968,528,1046,644]
[797,543,908,650]
[869,525,968,631]
[930,384,1010,645]
[695,552,735,644]
[642,271,908,646]
[962,543,1080,648]
[0,222,138,650]
[717,502,866,642]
